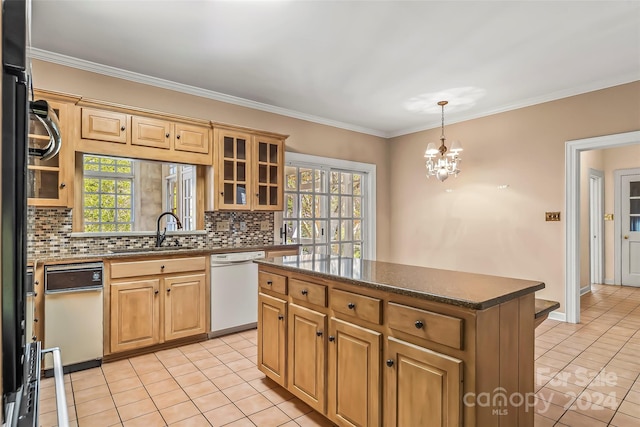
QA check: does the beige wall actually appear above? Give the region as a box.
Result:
[31,60,392,260]
[388,82,640,313]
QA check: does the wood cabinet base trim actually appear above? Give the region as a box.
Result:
[103,333,208,363]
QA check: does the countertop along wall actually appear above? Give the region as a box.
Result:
[30,59,392,261]
[388,81,640,315]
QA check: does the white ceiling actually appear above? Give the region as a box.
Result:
[29,1,640,138]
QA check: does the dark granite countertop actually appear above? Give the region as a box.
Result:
[256,255,545,310]
[29,244,300,265]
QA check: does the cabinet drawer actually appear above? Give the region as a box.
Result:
[259,271,287,295]
[110,256,206,279]
[330,289,382,325]
[387,302,463,350]
[289,279,326,307]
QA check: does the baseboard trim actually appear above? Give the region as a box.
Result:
[580,286,591,296]
[548,312,567,322]
[604,279,616,285]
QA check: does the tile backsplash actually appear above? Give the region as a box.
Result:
[27,207,274,258]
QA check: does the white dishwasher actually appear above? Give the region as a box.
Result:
[210,251,265,337]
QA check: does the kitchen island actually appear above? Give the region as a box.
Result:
[255,255,545,427]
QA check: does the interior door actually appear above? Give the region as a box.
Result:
[622,174,640,286]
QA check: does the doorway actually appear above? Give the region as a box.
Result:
[565,130,640,324]
[587,169,604,293]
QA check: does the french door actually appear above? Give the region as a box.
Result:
[622,173,640,286]
[283,162,370,259]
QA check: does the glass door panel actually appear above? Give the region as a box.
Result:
[255,137,282,209]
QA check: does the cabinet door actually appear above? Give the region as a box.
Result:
[257,293,287,386]
[164,273,207,341]
[175,123,210,154]
[253,135,284,210]
[131,115,171,149]
[216,130,252,210]
[110,279,160,353]
[385,337,463,427]
[27,99,71,207]
[81,108,128,144]
[328,318,381,427]
[288,303,327,413]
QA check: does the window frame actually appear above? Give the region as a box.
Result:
[280,153,376,260]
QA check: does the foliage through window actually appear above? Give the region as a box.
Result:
[164,164,195,231]
[284,165,365,258]
[83,155,134,232]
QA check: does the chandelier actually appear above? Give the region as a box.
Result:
[424,100,463,182]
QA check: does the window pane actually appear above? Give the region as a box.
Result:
[631,200,640,215]
[300,168,313,192]
[341,173,352,195]
[341,243,353,257]
[353,197,362,218]
[331,244,340,256]
[330,172,340,194]
[354,220,362,241]
[330,220,340,242]
[354,243,362,259]
[315,170,327,193]
[341,220,353,241]
[285,194,297,218]
[353,174,362,195]
[315,220,327,243]
[630,181,640,197]
[330,196,340,218]
[341,197,352,218]
[632,217,640,232]
[286,166,297,190]
[315,195,327,218]
[300,220,313,242]
[301,194,313,218]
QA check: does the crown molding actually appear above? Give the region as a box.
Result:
[29,48,637,140]
[387,74,640,138]
[28,48,388,138]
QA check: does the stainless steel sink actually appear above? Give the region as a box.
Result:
[108,246,195,254]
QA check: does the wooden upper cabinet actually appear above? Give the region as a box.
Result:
[213,125,287,211]
[81,108,128,144]
[254,135,284,210]
[216,129,252,210]
[175,123,210,154]
[131,115,171,149]
[28,91,80,207]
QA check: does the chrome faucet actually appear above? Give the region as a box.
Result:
[156,211,182,247]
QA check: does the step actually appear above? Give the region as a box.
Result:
[534,298,560,329]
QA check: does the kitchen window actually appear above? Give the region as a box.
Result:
[82,155,134,232]
[282,153,376,259]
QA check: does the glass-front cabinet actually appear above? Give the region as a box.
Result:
[27,91,78,207]
[214,126,286,211]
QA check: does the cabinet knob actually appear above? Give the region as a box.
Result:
[316,331,323,337]
[154,289,159,295]
[347,302,356,310]
[161,265,165,269]
[34,281,39,285]
[301,289,308,296]
[256,193,259,197]
[266,281,273,286]
[328,336,335,342]
[415,320,424,329]
[33,318,38,323]
[176,135,181,139]
[386,359,394,367]
[278,314,284,320]
[167,288,171,293]
[59,182,66,189]
[166,133,170,138]
[220,192,224,196]
[120,126,125,132]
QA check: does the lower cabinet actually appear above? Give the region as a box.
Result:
[328,318,381,427]
[107,256,208,355]
[257,293,287,386]
[385,337,463,427]
[164,274,207,341]
[110,279,161,353]
[288,303,327,413]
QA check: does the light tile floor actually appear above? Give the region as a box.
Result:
[534,284,640,426]
[39,283,640,427]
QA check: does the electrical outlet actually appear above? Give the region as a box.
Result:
[260,220,271,231]
[545,212,561,222]
[240,221,247,231]
[216,220,230,231]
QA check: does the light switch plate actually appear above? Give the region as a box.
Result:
[545,212,561,222]
[216,221,230,231]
